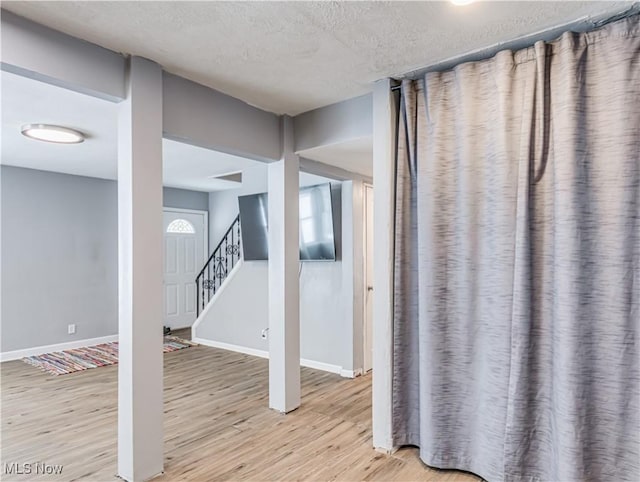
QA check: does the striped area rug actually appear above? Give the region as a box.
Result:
[22,336,197,376]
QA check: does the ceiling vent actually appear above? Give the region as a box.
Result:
[208,171,242,184]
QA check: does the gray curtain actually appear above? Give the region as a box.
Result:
[392,15,639,482]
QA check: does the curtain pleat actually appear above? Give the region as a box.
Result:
[392,15,639,482]
[392,80,421,445]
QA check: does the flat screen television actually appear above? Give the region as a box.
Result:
[238,192,269,261]
[238,183,336,261]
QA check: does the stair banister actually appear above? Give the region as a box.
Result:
[195,214,242,316]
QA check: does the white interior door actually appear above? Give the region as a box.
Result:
[163,209,207,329]
[363,185,374,373]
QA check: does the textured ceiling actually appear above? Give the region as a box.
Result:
[2,1,633,115]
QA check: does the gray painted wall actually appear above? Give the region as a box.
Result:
[195,260,269,351]
[1,165,118,352]
[163,186,209,212]
[194,257,350,371]
[0,164,359,367]
[1,166,210,353]
[196,182,364,372]
[208,164,268,247]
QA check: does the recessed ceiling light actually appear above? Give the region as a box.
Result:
[21,124,85,144]
[451,0,474,5]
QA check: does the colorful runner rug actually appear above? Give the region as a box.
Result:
[22,336,197,376]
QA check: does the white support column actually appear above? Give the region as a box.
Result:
[117,56,164,482]
[372,79,397,451]
[268,115,300,413]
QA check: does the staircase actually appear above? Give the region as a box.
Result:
[195,214,242,316]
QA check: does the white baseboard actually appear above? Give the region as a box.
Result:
[375,445,399,455]
[192,337,269,359]
[300,358,342,375]
[193,337,355,378]
[0,334,119,362]
[340,368,363,379]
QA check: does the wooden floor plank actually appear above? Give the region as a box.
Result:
[1,340,481,481]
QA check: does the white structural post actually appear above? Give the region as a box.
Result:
[268,115,300,413]
[372,79,397,451]
[117,56,164,482]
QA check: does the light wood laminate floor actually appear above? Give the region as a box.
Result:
[1,333,481,481]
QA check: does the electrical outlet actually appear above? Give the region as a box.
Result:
[68,324,76,335]
[261,328,269,340]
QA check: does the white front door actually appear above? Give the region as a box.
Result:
[163,209,207,329]
[363,185,374,373]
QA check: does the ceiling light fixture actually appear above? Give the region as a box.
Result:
[450,0,474,5]
[21,124,85,144]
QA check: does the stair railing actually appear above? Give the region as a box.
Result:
[196,214,242,316]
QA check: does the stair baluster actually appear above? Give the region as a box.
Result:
[195,214,242,316]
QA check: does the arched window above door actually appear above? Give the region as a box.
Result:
[166,219,195,234]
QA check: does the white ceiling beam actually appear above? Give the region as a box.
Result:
[293,94,372,153]
[162,73,281,164]
[299,157,372,184]
[0,10,126,102]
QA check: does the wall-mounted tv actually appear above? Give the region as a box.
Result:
[238,192,269,261]
[238,183,336,261]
